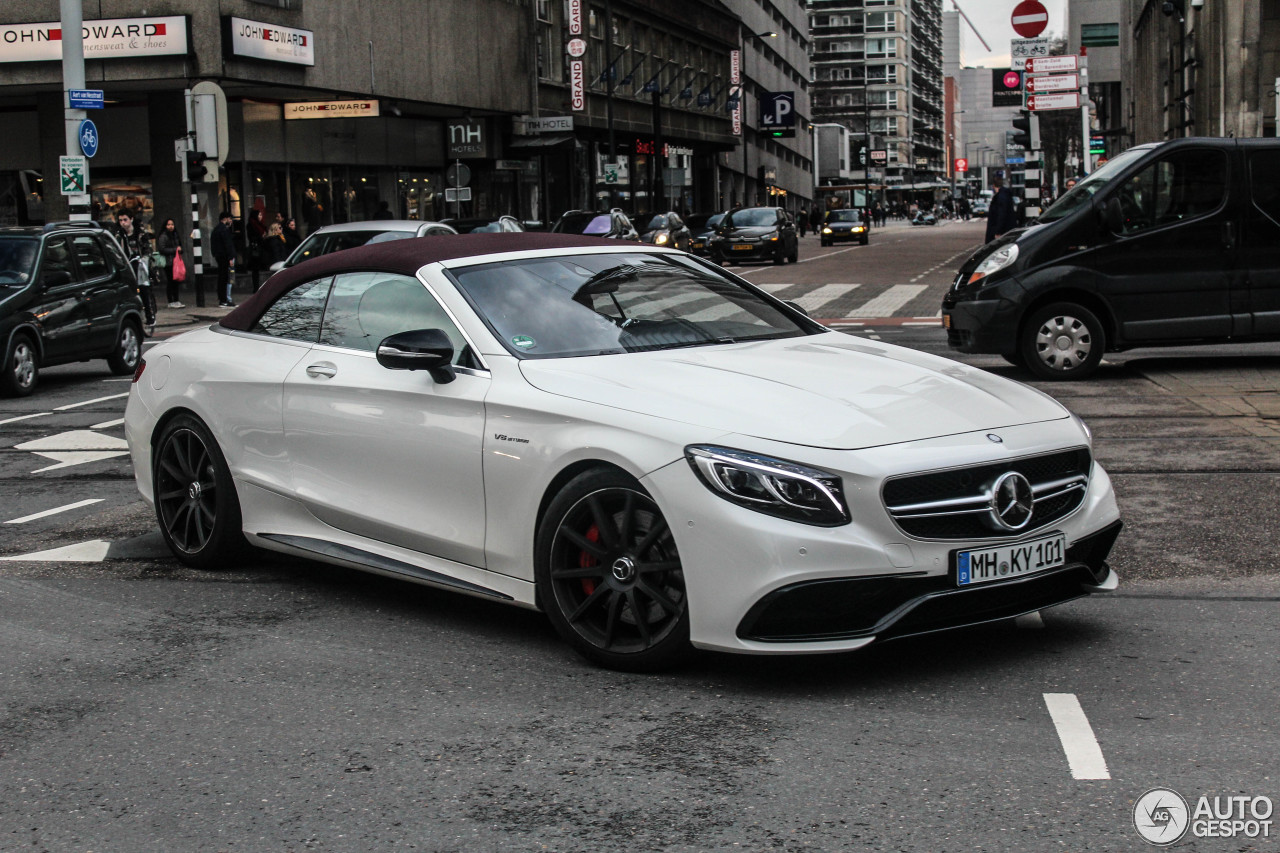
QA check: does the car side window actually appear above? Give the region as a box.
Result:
[71,234,110,279]
[40,237,76,285]
[319,271,469,364]
[1249,149,1280,226]
[1113,149,1227,235]
[251,276,332,342]
[100,235,129,272]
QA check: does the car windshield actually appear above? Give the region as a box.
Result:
[1036,146,1156,224]
[685,213,723,230]
[826,210,862,223]
[288,230,402,265]
[449,252,813,358]
[724,209,777,228]
[557,214,613,235]
[0,236,39,286]
[641,214,670,231]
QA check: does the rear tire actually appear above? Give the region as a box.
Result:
[535,468,691,672]
[107,319,143,376]
[153,414,247,569]
[1020,302,1105,381]
[0,333,38,398]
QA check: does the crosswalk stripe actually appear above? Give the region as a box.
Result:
[793,283,859,313]
[842,284,927,318]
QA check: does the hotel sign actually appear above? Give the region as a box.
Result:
[227,17,315,66]
[284,100,380,120]
[0,16,189,63]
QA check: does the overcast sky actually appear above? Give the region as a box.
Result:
[952,0,1069,68]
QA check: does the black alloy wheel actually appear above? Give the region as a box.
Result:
[153,414,246,569]
[0,333,38,398]
[107,320,142,375]
[536,468,690,671]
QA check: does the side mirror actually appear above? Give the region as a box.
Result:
[784,300,809,317]
[42,270,73,288]
[376,328,455,384]
[1101,198,1124,235]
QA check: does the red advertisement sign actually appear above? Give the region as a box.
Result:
[570,59,585,111]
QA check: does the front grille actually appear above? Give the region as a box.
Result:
[883,448,1091,540]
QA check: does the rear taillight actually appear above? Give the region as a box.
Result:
[132,358,146,384]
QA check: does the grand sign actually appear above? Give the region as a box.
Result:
[0,16,188,63]
[226,17,315,66]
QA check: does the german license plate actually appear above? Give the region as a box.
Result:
[732,243,754,251]
[692,241,704,250]
[955,533,1065,587]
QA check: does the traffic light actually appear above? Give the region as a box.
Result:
[767,127,795,139]
[185,149,210,182]
[1011,111,1032,149]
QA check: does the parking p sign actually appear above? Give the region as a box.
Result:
[760,91,796,138]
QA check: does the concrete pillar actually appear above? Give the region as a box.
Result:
[37,93,69,222]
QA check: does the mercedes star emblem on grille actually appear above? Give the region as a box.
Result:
[989,471,1035,531]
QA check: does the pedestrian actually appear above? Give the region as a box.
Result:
[372,200,395,220]
[985,177,1017,243]
[809,205,822,234]
[114,210,156,335]
[861,206,872,230]
[797,206,808,238]
[246,208,267,292]
[283,217,302,253]
[265,221,290,266]
[212,210,237,307]
[155,217,184,308]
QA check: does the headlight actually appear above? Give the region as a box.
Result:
[685,445,849,526]
[764,230,779,242]
[965,243,1019,286]
[655,232,669,245]
[822,226,833,234]
[853,226,865,232]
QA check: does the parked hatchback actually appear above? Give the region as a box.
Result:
[551,209,641,241]
[944,138,1279,380]
[1,223,145,397]
[709,207,798,265]
[636,211,692,251]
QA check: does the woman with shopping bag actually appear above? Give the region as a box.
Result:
[156,217,184,308]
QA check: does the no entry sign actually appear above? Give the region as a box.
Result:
[1012,0,1049,38]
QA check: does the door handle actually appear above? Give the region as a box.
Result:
[305,363,337,378]
[1222,221,1236,251]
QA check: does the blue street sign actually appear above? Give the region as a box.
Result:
[1006,156,1026,165]
[69,89,104,110]
[78,119,99,158]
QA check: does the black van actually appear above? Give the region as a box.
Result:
[942,137,1280,379]
[1,223,145,397]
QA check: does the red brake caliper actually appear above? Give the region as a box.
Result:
[579,525,600,595]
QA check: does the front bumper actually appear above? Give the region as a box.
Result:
[641,419,1121,655]
[822,228,868,243]
[941,282,1025,355]
[711,240,784,261]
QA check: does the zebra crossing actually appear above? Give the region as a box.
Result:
[756,281,939,321]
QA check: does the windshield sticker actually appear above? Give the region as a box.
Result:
[512,335,537,349]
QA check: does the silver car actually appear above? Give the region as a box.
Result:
[268,220,457,276]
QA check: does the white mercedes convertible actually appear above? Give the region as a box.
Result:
[125,233,1122,670]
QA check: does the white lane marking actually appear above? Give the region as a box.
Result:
[844,284,927,318]
[0,539,112,562]
[1015,611,1044,629]
[0,412,52,426]
[793,283,860,313]
[89,418,125,430]
[5,499,105,525]
[53,392,129,411]
[15,430,131,473]
[1043,693,1111,780]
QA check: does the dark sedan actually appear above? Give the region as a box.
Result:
[551,210,641,241]
[636,212,692,251]
[708,207,798,265]
[820,209,870,246]
[684,212,725,256]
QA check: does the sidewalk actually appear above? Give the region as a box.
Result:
[148,274,257,340]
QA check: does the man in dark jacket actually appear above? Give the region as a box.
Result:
[211,210,237,307]
[985,177,1017,243]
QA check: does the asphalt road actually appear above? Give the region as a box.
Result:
[1,220,1277,851]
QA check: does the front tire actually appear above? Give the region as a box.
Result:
[153,414,247,569]
[536,468,690,671]
[0,334,38,398]
[1020,302,1105,381]
[107,320,142,375]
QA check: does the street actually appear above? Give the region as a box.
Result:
[2,219,1278,851]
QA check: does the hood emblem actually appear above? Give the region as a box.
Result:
[988,471,1034,531]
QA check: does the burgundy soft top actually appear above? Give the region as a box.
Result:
[219,232,620,331]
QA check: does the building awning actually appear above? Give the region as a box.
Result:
[508,134,576,149]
